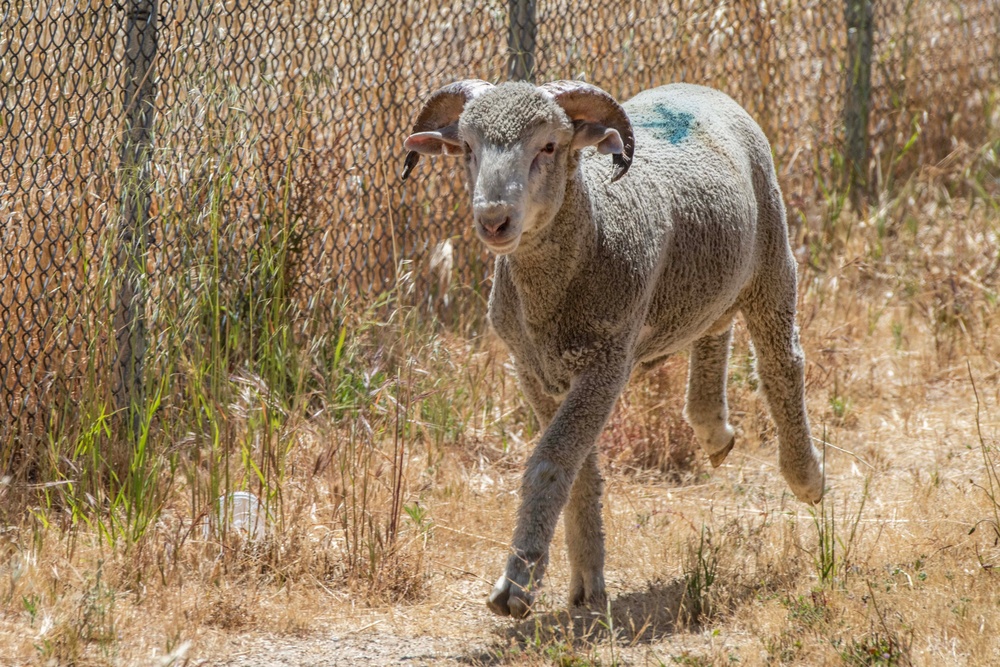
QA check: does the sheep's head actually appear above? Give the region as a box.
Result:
[402,80,634,254]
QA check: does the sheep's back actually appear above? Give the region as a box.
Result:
[580,84,777,358]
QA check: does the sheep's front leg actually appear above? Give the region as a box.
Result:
[566,447,605,608]
[488,360,628,618]
[516,364,560,431]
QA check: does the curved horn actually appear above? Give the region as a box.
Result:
[401,79,495,180]
[538,81,635,183]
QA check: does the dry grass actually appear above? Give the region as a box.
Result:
[2,136,1000,664]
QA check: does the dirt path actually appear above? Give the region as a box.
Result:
[210,631,487,666]
[194,563,749,666]
[204,624,738,666]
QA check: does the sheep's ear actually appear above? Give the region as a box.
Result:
[539,80,635,183]
[401,79,494,180]
[571,122,625,156]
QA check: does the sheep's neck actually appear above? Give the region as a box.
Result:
[506,171,593,329]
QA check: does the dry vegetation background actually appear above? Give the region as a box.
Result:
[1,0,1000,664]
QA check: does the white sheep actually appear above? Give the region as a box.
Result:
[402,79,824,618]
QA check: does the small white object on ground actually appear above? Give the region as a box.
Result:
[203,491,267,541]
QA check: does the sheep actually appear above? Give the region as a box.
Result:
[401,79,825,618]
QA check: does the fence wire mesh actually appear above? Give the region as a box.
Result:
[2,0,999,435]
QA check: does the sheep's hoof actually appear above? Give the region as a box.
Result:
[569,588,607,612]
[709,435,735,468]
[783,447,825,504]
[790,477,825,505]
[488,572,533,618]
[569,570,606,610]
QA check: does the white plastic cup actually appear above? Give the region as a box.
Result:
[203,491,267,541]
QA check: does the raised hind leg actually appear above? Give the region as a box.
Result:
[740,263,824,504]
[684,326,737,467]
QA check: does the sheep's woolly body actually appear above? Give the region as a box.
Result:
[405,80,824,619]
[491,84,771,399]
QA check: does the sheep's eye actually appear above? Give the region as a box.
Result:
[463,142,472,154]
[542,142,556,154]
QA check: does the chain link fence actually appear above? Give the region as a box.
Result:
[2,0,998,437]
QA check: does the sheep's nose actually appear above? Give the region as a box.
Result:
[476,206,514,236]
[480,215,510,234]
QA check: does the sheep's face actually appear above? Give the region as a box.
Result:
[403,80,632,255]
[458,85,575,254]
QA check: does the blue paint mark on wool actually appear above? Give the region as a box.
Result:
[640,104,694,144]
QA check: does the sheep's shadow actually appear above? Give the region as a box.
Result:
[464,578,688,664]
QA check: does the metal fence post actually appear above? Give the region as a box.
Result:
[114,0,157,437]
[844,0,873,210]
[507,0,537,81]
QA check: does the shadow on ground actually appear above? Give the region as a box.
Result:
[463,577,689,664]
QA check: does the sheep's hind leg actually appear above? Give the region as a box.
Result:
[565,447,606,609]
[741,271,824,504]
[685,327,737,467]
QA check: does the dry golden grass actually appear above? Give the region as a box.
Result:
[2,138,1000,664]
